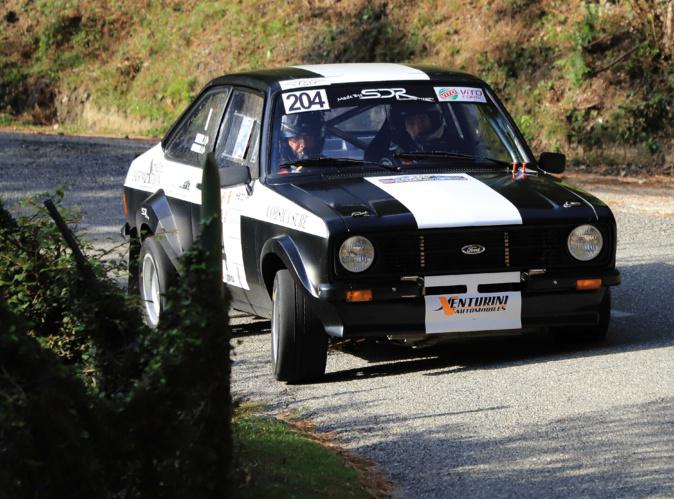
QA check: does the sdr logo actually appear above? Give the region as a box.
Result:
[360,88,433,101]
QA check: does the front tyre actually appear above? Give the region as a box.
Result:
[271,269,328,383]
[138,236,176,329]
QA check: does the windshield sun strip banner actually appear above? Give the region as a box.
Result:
[364,173,523,229]
[278,84,496,110]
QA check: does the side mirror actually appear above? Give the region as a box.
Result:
[538,152,566,174]
[220,164,251,187]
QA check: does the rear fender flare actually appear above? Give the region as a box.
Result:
[136,190,181,269]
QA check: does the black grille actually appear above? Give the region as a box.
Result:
[341,224,612,278]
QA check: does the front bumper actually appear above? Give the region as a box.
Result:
[311,268,620,338]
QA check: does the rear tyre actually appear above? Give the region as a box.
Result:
[553,288,611,343]
[271,269,328,383]
[138,236,176,329]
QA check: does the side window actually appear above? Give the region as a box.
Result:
[215,90,264,171]
[165,88,231,165]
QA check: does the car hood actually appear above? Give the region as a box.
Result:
[273,171,611,233]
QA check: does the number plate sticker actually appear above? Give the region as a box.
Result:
[424,272,522,334]
[282,89,330,114]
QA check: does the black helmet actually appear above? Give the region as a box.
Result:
[388,102,444,147]
[279,112,325,159]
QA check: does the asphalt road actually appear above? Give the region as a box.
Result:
[1,131,673,498]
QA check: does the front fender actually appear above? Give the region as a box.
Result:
[260,236,319,298]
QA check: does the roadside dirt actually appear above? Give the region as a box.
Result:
[563,172,674,218]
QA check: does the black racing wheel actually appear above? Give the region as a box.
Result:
[271,269,328,383]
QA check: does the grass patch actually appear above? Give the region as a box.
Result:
[230,404,376,499]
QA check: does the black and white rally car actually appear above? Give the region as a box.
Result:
[123,63,620,382]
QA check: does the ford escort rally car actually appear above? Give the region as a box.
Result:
[123,63,620,382]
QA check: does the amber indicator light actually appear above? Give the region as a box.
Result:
[122,191,129,219]
[345,290,373,302]
[576,278,602,290]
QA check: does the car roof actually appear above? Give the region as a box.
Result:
[204,63,486,92]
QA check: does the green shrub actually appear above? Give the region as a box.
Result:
[0,193,145,395]
[0,155,233,496]
[0,297,113,498]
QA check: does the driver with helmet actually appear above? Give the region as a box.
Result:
[278,112,325,167]
[364,101,451,163]
[390,102,449,153]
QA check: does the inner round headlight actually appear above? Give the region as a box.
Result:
[339,236,375,273]
[567,224,603,261]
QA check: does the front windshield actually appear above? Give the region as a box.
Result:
[270,84,528,175]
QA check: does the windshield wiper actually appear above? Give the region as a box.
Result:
[394,151,511,167]
[279,156,401,172]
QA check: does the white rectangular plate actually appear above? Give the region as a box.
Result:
[424,272,522,333]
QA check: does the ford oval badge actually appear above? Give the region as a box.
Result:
[461,244,486,255]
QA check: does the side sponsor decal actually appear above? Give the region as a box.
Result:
[124,145,203,205]
[424,272,521,333]
[221,186,251,290]
[365,173,522,228]
[125,143,164,190]
[282,89,330,114]
[250,184,329,238]
[434,86,487,103]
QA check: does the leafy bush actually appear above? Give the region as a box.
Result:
[0,193,144,394]
[0,297,116,497]
[122,223,231,496]
[0,158,232,497]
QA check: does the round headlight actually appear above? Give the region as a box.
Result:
[339,236,375,273]
[568,224,603,261]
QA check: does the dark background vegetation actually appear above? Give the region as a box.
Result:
[0,0,672,175]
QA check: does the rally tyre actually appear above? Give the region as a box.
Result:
[138,236,176,329]
[553,288,611,343]
[271,269,328,383]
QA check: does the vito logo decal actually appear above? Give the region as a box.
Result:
[435,295,510,316]
[434,86,487,103]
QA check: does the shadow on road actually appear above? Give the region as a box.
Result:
[353,396,674,497]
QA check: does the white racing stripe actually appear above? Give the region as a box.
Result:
[365,173,522,228]
[292,63,429,84]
